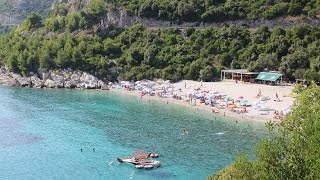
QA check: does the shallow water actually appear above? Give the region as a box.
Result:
[0,86,268,179]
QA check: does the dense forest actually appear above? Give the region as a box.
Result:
[115,0,320,22]
[1,1,320,82]
[208,84,320,179]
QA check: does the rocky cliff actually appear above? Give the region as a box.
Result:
[0,67,108,90]
[104,8,320,29]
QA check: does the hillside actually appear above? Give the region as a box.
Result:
[116,0,320,22]
[0,0,319,83]
[0,0,319,28]
[1,0,320,83]
[0,0,55,25]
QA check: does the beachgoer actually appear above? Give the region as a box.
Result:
[200,81,203,87]
[279,111,284,116]
[241,105,247,113]
[93,148,95,152]
[257,89,261,97]
[273,110,281,119]
[224,112,226,116]
[166,101,169,104]
[184,82,186,89]
[81,149,83,152]
[182,128,189,135]
[274,93,280,102]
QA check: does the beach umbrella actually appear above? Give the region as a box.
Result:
[205,94,214,99]
[240,99,248,103]
[224,97,232,102]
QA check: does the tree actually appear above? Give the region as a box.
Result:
[45,17,61,32]
[20,12,43,31]
[279,50,310,79]
[248,53,279,72]
[86,0,108,28]
[199,65,215,82]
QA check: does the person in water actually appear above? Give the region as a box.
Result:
[181,128,189,135]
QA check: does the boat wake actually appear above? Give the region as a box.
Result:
[215,131,227,135]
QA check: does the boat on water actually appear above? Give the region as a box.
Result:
[117,150,161,169]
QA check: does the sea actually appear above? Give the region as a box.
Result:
[0,86,268,180]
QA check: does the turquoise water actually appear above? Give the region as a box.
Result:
[0,86,268,179]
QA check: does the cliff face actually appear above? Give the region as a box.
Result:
[104,8,320,29]
[0,0,54,25]
[0,0,90,26]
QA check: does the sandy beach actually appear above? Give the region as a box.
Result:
[110,80,295,122]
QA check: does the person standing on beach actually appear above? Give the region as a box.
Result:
[184,82,186,89]
[275,93,280,102]
[258,89,261,97]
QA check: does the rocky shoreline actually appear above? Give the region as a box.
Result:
[0,67,108,90]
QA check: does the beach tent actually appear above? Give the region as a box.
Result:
[256,72,283,82]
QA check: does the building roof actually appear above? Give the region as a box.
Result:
[256,72,282,81]
[221,69,248,73]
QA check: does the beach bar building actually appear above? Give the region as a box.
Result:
[221,69,259,82]
[255,72,283,84]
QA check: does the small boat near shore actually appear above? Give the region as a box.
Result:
[117,150,161,169]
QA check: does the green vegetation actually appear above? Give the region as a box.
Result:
[115,0,320,22]
[208,84,320,179]
[1,3,320,82]
[0,0,320,82]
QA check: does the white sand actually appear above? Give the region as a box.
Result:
[111,80,295,122]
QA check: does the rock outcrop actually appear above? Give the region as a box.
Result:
[103,8,320,29]
[0,68,108,90]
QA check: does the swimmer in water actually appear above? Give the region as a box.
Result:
[181,128,189,135]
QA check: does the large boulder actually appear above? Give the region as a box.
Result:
[50,71,65,84]
[44,79,63,88]
[16,76,31,87]
[64,80,77,89]
[70,71,82,83]
[98,80,106,89]
[0,74,20,86]
[80,72,98,89]
[30,75,43,88]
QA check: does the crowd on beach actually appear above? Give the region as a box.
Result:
[110,79,293,122]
